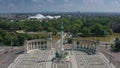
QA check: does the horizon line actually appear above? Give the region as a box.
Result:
[1,11,120,14]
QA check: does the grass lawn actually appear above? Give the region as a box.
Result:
[79,33,120,42]
[52,35,60,41]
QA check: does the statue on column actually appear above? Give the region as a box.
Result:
[52,22,70,62]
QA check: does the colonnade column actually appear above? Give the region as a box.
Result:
[27,44,29,51]
[36,42,39,49]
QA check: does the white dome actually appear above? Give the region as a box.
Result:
[28,14,46,19]
[28,14,61,20]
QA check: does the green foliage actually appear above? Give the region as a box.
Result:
[52,30,57,35]
[81,27,91,37]
[1,15,120,46]
[114,37,120,42]
[0,30,47,46]
[0,16,119,41]
[0,30,12,45]
[67,38,72,44]
[114,41,120,52]
[113,37,120,52]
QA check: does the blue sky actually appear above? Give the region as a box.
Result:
[0,0,120,13]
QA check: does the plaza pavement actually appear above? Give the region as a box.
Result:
[8,49,116,68]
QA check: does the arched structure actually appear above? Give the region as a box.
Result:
[24,38,52,53]
[72,39,97,54]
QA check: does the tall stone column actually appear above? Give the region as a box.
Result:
[60,22,64,51]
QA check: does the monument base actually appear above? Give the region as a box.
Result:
[52,50,70,62]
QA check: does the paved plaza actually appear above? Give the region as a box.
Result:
[73,51,115,68]
[8,50,51,68]
[8,49,115,68]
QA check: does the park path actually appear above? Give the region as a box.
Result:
[53,33,71,50]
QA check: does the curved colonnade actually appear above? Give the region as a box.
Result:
[24,38,52,53]
[72,39,97,54]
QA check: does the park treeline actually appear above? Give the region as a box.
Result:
[0,16,120,46]
[112,37,120,52]
[0,30,47,46]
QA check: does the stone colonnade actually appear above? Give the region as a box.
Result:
[24,38,52,53]
[72,39,97,54]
